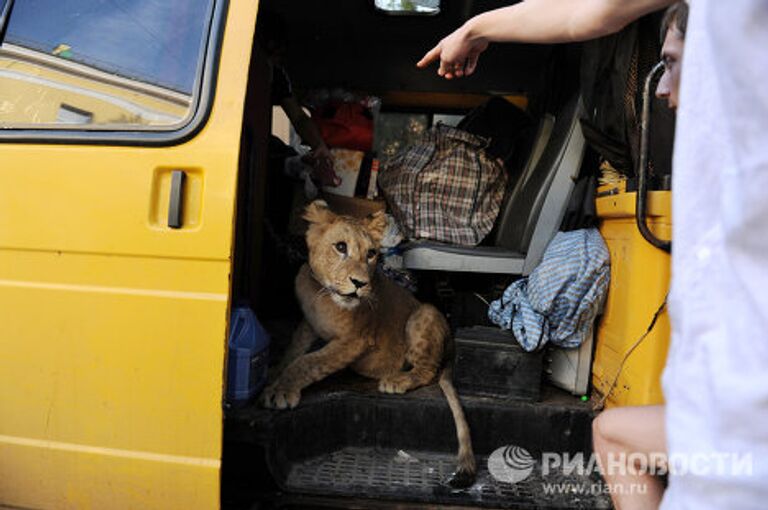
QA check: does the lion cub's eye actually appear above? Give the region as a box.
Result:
[366,249,377,260]
[334,241,348,254]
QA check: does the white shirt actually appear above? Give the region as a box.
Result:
[661,1,768,508]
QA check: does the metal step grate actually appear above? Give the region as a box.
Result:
[285,447,612,509]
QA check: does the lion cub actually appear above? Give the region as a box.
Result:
[261,200,475,486]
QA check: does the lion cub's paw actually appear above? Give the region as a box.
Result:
[378,373,412,394]
[261,383,301,410]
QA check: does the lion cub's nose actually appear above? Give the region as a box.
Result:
[350,278,368,289]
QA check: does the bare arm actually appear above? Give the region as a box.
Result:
[417,0,675,79]
[281,96,327,152]
[462,0,674,44]
[281,96,341,186]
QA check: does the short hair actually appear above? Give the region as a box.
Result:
[660,2,689,43]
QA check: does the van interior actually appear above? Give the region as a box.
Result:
[222,2,672,508]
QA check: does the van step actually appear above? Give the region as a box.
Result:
[285,446,611,509]
[226,373,607,509]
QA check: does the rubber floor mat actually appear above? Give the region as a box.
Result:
[285,447,612,509]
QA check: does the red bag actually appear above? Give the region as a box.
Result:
[311,102,373,152]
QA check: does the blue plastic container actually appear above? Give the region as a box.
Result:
[226,306,270,406]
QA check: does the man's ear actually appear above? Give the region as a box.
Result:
[303,199,335,225]
[364,210,387,245]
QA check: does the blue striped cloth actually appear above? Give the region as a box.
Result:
[488,228,610,351]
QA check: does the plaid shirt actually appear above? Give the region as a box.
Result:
[379,125,507,246]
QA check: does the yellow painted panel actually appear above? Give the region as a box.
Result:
[0,137,237,260]
[0,251,228,456]
[0,440,217,510]
[0,1,262,509]
[0,256,228,509]
[593,190,672,408]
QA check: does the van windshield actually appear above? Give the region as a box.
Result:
[4,0,213,95]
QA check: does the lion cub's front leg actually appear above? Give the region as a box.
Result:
[262,337,367,409]
[269,320,316,381]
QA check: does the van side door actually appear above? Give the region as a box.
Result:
[0,1,258,508]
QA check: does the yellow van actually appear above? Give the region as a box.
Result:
[1,0,251,507]
[0,0,673,508]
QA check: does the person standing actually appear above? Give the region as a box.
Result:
[418,1,768,508]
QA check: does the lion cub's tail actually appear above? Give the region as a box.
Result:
[438,363,476,487]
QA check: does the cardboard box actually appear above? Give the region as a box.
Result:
[323,148,379,200]
[323,149,364,198]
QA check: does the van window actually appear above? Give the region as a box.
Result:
[374,0,440,15]
[0,0,214,131]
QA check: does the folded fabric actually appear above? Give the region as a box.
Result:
[488,228,610,351]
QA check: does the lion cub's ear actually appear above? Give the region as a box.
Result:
[364,210,387,245]
[303,200,335,225]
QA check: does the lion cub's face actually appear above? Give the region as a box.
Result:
[303,200,387,309]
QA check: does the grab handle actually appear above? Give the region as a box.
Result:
[636,61,672,253]
[168,170,186,229]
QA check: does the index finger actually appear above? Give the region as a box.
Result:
[416,44,441,68]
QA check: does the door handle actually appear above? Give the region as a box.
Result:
[168,170,186,229]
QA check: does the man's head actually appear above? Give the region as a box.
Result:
[655,2,688,109]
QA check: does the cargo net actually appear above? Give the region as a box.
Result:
[625,20,664,177]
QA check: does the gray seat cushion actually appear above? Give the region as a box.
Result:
[402,241,525,274]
